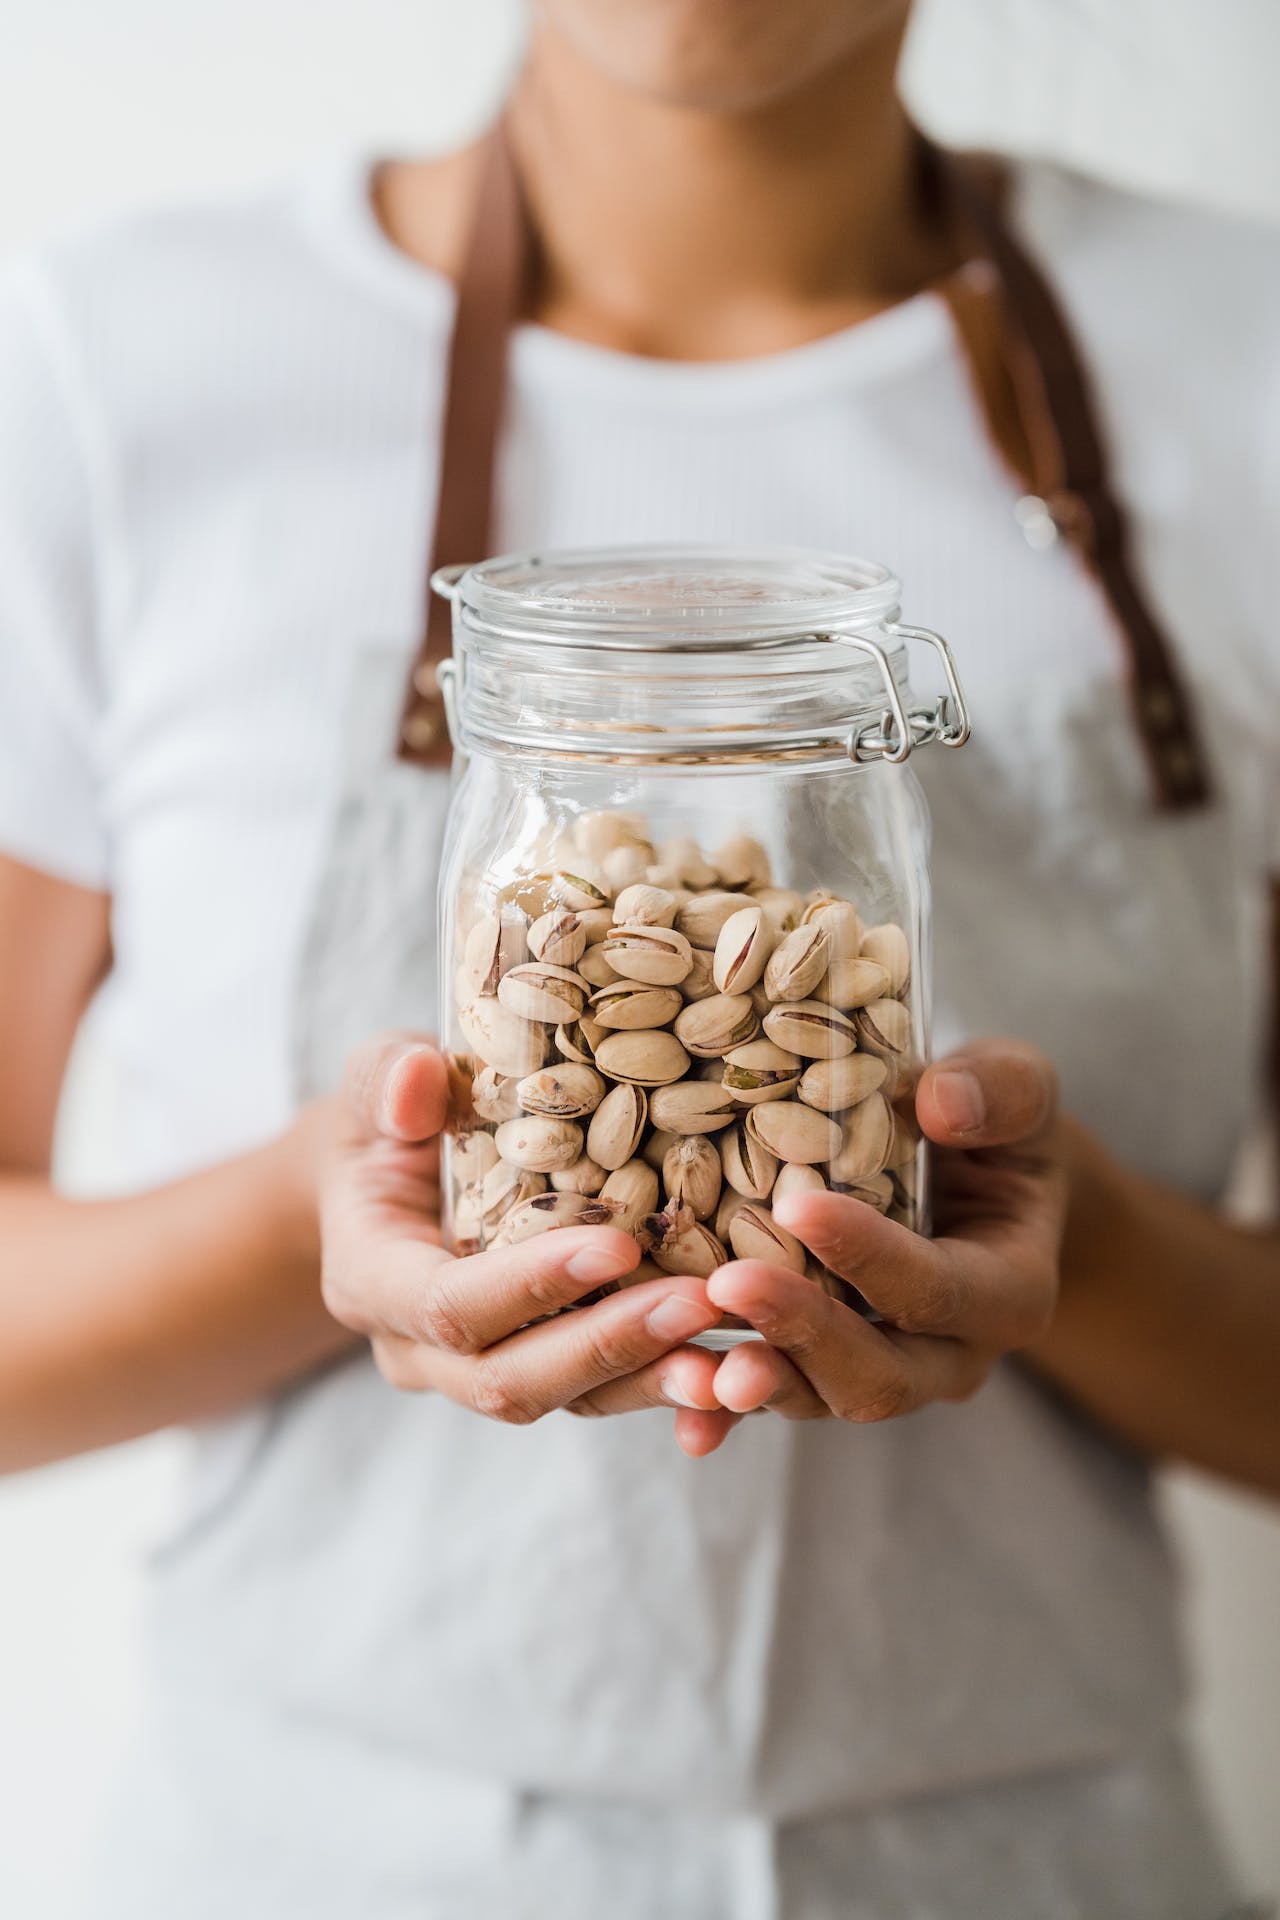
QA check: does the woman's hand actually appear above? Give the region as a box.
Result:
[319,1032,729,1446]
[701,1040,1067,1442]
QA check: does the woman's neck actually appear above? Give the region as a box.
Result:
[376,20,960,361]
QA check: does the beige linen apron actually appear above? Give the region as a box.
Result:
[113,128,1260,1917]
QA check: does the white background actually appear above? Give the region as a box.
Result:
[1,1,1278,1911]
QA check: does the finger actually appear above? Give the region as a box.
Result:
[566,1343,724,1416]
[706,1261,987,1420]
[710,1340,827,1418]
[365,1226,644,1353]
[913,1038,1058,1151]
[435,1274,723,1424]
[674,1407,742,1457]
[771,1189,1055,1347]
[342,1031,449,1142]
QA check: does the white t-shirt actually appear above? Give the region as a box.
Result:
[1,154,1276,1194]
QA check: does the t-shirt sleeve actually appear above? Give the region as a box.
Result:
[0,263,110,889]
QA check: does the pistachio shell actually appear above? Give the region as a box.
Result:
[715,1187,750,1241]
[601,924,694,986]
[816,957,891,1010]
[714,834,772,889]
[547,870,611,912]
[761,1000,858,1059]
[679,948,718,1002]
[549,1154,609,1197]
[720,1037,803,1106]
[764,924,830,1003]
[515,1063,607,1118]
[728,1203,806,1273]
[463,906,530,995]
[578,906,617,947]
[662,1134,723,1221]
[599,1158,660,1235]
[745,1100,843,1166]
[612,883,678,928]
[719,1120,779,1201]
[673,992,759,1059]
[500,1192,617,1243]
[642,1127,680,1171]
[479,1160,547,1227]
[885,1107,922,1171]
[648,1080,737,1135]
[800,897,862,947]
[797,1053,889,1112]
[586,1082,649,1170]
[827,1092,893,1183]
[449,1131,499,1189]
[573,810,650,861]
[593,1029,691,1087]
[840,1171,894,1213]
[675,891,753,949]
[589,982,684,1030]
[471,1065,522,1124]
[852,997,912,1059]
[493,1115,585,1173]
[458,997,550,1078]
[497,963,590,1024]
[527,909,587,968]
[600,843,653,894]
[575,944,617,988]
[772,1162,827,1203]
[640,1210,727,1278]
[656,836,720,889]
[498,871,555,918]
[712,905,774,994]
[859,923,911,996]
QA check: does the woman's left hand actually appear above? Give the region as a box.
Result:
[696,1040,1067,1449]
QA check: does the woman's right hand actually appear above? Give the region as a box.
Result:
[318,1032,736,1450]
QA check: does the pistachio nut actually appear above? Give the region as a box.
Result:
[493,1115,585,1173]
[859,923,911,996]
[764,924,830,1003]
[675,890,752,949]
[498,871,555,918]
[593,1029,691,1087]
[712,905,773,994]
[578,906,616,947]
[772,1161,827,1204]
[589,982,683,1030]
[852,997,912,1059]
[501,1192,617,1243]
[449,1130,500,1190]
[648,1080,737,1135]
[761,999,858,1059]
[451,1191,482,1256]
[826,1091,893,1183]
[573,809,650,862]
[642,1127,680,1171]
[797,1052,888,1112]
[662,1134,723,1221]
[885,1107,922,1171]
[745,1099,843,1166]
[586,1081,649,1170]
[656,835,720,889]
[612,882,678,928]
[840,1170,894,1213]
[728,1203,806,1274]
[554,1014,607,1066]
[601,924,694,986]
[642,863,684,892]
[720,1037,802,1106]
[471,1064,522,1125]
[459,996,551,1078]
[479,1160,547,1227]
[751,886,803,937]
[573,945,616,989]
[714,1187,750,1242]
[599,1158,660,1236]
[800,894,861,940]
[601,842,653,894]
[714,834,772,890]
[816,956,891,1010]
[611,1256,670,1290]
[463,906,530,996]
[549,1153,609,1196]
[680,947,718,1002]
[546,870,611,913]
[638,1208,727,1279]
[674,992,760,1059]
[497,962,592,1025]
[719,1119,779,1201]
[527,909,587,969]
[516,1063,607,1119]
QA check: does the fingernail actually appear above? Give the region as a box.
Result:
[567,1247,633,1284]
[660,1372,703,1409]
[647,1296,713,1342]
[378,1044,429,1133]
[932,1069,985,1135]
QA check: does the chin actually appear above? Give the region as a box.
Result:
[534,0,909,111]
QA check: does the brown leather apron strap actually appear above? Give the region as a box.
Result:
[398,122,529,767]
[932,150,1212,812]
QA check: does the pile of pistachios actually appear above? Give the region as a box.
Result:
[447,811,920,1307]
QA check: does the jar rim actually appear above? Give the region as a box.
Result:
[442,544,903,649]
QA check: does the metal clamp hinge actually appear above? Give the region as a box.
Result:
[844,622,971,765]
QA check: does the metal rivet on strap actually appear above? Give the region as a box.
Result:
[1139,685,1178,729]
[1013,494,1059,550]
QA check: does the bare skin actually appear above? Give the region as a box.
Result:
[2,0,1278,1488]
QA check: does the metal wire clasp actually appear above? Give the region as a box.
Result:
[833,622,971,765]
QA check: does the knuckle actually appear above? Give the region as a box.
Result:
[946,1353,992,1404]
[576,1312,652,1383]
[412,1269,478,1354]
[469,1357,540,1427]
[372,1338,425,1393]
[319,1256,370,1335]
[893,1267,965,1336]
[843,1367,914,1424]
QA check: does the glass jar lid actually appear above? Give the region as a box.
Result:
[434,545,969,768]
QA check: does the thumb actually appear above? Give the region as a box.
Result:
[914,1039,1058,1150]
[342,1031,450,1142]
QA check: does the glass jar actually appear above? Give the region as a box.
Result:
[434,546,970,1347]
